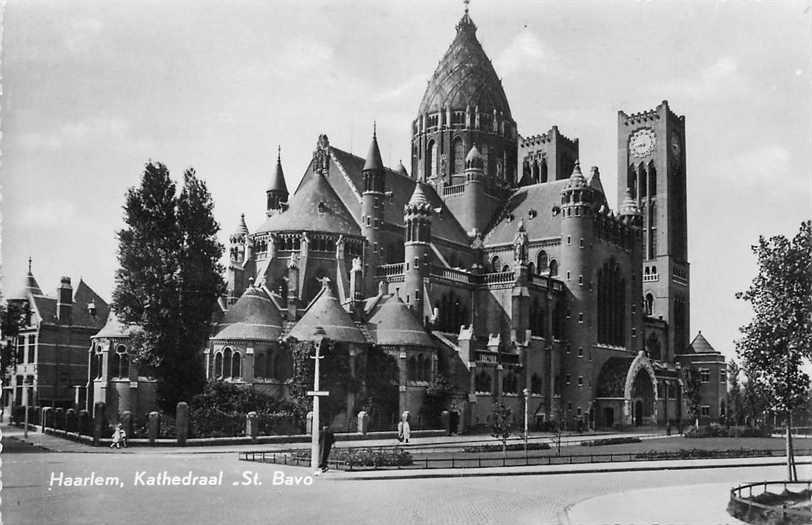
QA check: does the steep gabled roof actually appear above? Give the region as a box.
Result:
[211,286,283,342]
[93,310,132,339]
[72,279,110,328]
[329,147,470,245]
[255,159,361,236]
[685,331,719,355]
[287,281,366,344]
[367,295,434,347]
[483,180,568,246]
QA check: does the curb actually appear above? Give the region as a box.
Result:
[321,458,812,481]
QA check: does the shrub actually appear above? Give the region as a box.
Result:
[462,442,551,453]
[635,448,775,460]
[684,424,772,438]
[580,437,642,447]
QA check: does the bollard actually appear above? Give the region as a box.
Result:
[246,411,259,440]
[93,402,106,446]
[78,410,91,436]
[306,411,314,435]
[120,411,133,440]
[65,408,77,433]
[41,407,53,430]
[54,408,65,430]
[440,410,450,436]
[148,411,160,444]
[357,411,369,435]
[176,402,189,445]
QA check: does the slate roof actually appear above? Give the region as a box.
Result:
[329,147,470,245]
[367,295,435,347]
[93,310,132,339]
[287,281,366,344]
[255,160,362,236]
[268,150,288,194]
[211,286,283,342]
[71,279,110,328]
[417,11,512,118]
[483,180,568,246]
[685,331,719,355]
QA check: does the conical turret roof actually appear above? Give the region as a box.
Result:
[233,213,249,236]
[619,188,641,216]
[362,128,384,172]
[288,279,366,344]
[588,166,605,195]
[92,310,131,339]
[417,7,511,118]
[368,295,434,347]
[407,183,430,208]
[268,147,288,194]
[565,160,588,190]
[396,160,409,178]
[211,286,283,342]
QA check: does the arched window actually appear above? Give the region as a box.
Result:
[255,353,265,378]
[475,371,492,393]
[527,262,535,275]
[232,352,241,378]
[214,352,223,378]
[645,293,654,316]
[597,259,626,345]
[537,251,548,274]
[638,163,647,198]
[501,265,510,272]
[531,160,539,183]
[223,348,232,377]
[548,260,558,277]
[648,161,657,195]
[530,373,542,395]
[452,138,465,175]
[427,141,438,178]
[115,345,129,378]
[491,256,501,273]
[627,164,636,197]
[539,158,548,183]
[503,372,518,394]
[408,356,417,381]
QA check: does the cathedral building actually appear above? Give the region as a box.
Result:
[207,6,721,431]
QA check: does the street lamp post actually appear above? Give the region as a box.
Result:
[23,378,31,438]
[523,387,529,460]
[308,327,330,470]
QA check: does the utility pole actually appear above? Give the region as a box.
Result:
[523,387,529,460]
[308,327,330,469]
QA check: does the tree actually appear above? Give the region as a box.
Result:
[735,221,812,482]
[113,162,224,412]
[490,400,513,459]
[683,365,703,430]
[0,301,27,416]
[726,359,744,426]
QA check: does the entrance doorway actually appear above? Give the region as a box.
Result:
[634,400,643,426]
[603,407,614,428]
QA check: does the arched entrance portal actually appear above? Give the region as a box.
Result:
[630,365,655,426]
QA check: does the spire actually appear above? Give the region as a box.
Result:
[457,0,477,32]
[396,160,409,178]
[233,213,249,236]
[465,143,484,169]
[566,160,588,189]
[588,166,605,195]
[268,146,288,194]
[619,188,641,216]
[12,257,43,299]
[362,123,384,172]
[407,182,430,208]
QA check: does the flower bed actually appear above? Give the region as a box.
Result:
[292,447,413,468]
[462,442,551,453]
[580,437,642,447]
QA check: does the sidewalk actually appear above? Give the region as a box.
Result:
[1,424,667,455]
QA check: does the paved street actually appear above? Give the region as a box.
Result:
[4,431,809,525]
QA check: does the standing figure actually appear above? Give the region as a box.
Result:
[110,423,126,449]
[318,425,335,472]
[397,412,411,444]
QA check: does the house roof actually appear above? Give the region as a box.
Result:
[268,149,288,194]
[287,280,366,344]
[417,10,512,119]
[11,268,43,300]
[483,180,568,246]
[367,295,434,347]
[71,279,110,328]
[211,286,283,342]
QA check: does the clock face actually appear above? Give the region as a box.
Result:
[629,129,656,158]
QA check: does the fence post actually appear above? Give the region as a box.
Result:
[176,402,189,445]
[246,411,258,441]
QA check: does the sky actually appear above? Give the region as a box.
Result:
[1,0,810,363]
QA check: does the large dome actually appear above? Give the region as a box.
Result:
[417,12,511,119]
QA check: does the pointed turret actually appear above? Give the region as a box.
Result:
[362,123,384,173]
[362,124,387,296]
[396,160,409,178]
[465,144,484,170]
[12,257,43,299]
[266,146,289,215]
[619,187,642,227]
[403,182,433,323]
[566,160,588,189]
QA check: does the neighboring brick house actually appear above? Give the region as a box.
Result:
[677,331,728,422]
[4,260,109,411]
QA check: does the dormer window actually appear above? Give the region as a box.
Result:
[87,301,97,317]
[317,202,328,214]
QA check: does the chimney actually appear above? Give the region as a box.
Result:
[57,276,73,324]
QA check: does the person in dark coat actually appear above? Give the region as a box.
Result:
[318,426,335,472]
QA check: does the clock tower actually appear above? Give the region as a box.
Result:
[617,100,689,360]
